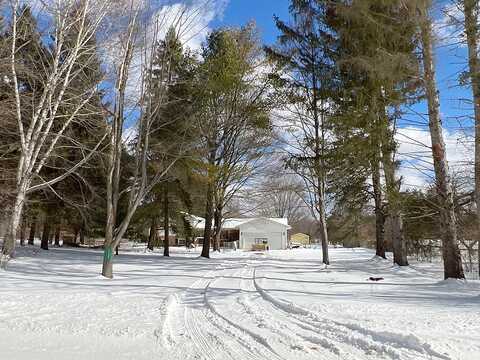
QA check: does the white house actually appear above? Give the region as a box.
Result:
[236,218,290,250]
[187,215,290,250]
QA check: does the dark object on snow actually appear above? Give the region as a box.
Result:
[368,277,384,282]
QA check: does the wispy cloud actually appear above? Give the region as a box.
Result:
[434,2,465,47]
[395,126,472,190]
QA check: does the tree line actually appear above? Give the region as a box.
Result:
[265,0,478,279]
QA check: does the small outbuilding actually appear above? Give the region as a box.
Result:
[290,232,311,246]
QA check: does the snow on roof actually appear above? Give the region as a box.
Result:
[185,215,290,230]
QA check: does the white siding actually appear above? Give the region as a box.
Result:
[239,219,288,250]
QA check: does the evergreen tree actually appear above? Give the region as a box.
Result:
[325,0,421,264]
[147,27,199,256]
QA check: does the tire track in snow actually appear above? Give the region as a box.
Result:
[251,261,452,360]
[234,265,345,358]
[161,266,281,360]
[204,262,351,360]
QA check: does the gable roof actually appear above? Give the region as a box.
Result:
[237,217,290,229]
[184,214,290,230]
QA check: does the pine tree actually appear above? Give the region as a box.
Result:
[146,27,198,256]
[325,0,421,265]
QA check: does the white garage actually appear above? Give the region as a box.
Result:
[187,215,290,251]
[238,218,289,250]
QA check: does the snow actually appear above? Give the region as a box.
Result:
[0,246,479,360]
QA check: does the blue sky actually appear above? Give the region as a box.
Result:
[211,0,290,45]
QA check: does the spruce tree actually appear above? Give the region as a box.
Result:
[146,27,198,256]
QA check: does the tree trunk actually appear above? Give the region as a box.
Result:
[318,200,329,265]
[464,0,480,278]
[202,180,214,259]
[313,93,329,265]
[147,217,156,251]
[382,144,408,266]
[54,226,61,246]
[102,244,114,279]
[79,222,85,245]
[371,158,386,258]
[213,206,223,252]
[202,148,216,259]
[213,208,219,252]
[41,219,50,250]
[419,6,464,279]
[1,185,27,267]
[19,215,27,247]
[102,211,115,276]
[164,184,170,257]
[28,217,36,246]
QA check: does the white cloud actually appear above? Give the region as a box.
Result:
[434,2,465,46]
[99,0,228,136]
[395,126,473,190]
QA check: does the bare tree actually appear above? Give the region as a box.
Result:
[254,174,306,225]
[1,0,111,268]
[101,3,200,277]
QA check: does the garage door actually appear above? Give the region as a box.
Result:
[242,232,283,250]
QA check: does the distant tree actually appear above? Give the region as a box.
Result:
[254,174,306,227]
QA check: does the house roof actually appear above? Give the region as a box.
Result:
[185,214,290,230]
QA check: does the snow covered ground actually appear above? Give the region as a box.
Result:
[0,246,479,360]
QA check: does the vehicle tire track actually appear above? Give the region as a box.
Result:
[162,265,282,360]
[251,261,451,360]
[205,263,349,359]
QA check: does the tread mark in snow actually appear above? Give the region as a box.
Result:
[251,264,452,360]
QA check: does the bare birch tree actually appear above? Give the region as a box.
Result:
[1,0,111,268]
